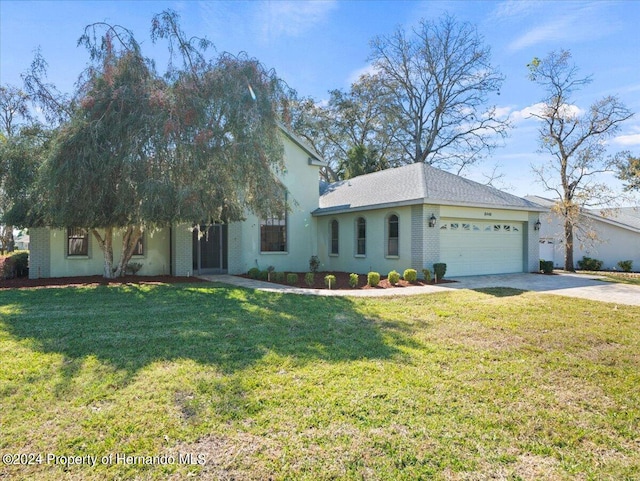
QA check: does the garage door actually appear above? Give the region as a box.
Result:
[439,220,524,277]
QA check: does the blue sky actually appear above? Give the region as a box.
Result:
[1,0,639,199]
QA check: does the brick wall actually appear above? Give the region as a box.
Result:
[171,224,193,277]
[28,227,50,279]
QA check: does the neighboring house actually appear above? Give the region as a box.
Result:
[526,195,640,271]
[315,163,545,277]
[28,128,545,279]
[14,230,29,251]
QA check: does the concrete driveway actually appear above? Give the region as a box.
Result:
[449,272,640,306]
[201,272,640,306]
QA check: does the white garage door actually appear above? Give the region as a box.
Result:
[439,220,524,277]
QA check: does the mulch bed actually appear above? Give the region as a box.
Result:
[0,275,206,290]
[239,271,454,290]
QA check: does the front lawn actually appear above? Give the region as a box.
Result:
[1,283,638,479]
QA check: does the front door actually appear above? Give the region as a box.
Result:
[192,224,228,274]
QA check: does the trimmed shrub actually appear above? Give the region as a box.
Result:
[403,268,417,283]
[309,255,320,273]
[0,256,16,279]
[577,256,603,271]
[247,267,260,279]
[258,270,269,281]
[540,260,554,274]
[433,263,447,280]
[349,273,359,288]
[9,250,29,277]
[617,260,633,272]
[274,271,285,282]
[422,268,432,283]
[286,273,299,285]
[324,274,336,289]
[304,272,315,286]
[388,270,400,286]
[367,271,380,287]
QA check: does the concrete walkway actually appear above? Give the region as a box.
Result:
[198,272,640,306]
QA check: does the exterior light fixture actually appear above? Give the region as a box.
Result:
[534,219,541,231]
[428,214,437,228]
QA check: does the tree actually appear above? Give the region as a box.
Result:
[528,50,634,271]
[0,85,36,253]
[17,10,288,278]
[617,154,640,191]
[368,14,508,173]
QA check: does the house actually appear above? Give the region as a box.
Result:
[28,129,545,280]
[527,195,640,271]
[314,163,545,277]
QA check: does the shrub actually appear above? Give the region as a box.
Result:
[367,271,380,287]
[422,268,432,283]
[125,262,143,275]
[9,250,29,277]
[388,270,400,286]
[286,273,299,285]
[349,273,359,288]
[617,260,633,272]
[540,260,554,274]
[258,270,269,281]
[304,272,315,286]
[433,263,447,280]
[247,267,260,279]
[324,274,336,289]
[403,268,417,283]
[577,256,603,271]
[0,256,16,279]
[309,255,320,273]
[274,271,285,282]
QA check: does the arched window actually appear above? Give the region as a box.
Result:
[356,217,366,256]
[330,219,339,255]
[388,214,399,256]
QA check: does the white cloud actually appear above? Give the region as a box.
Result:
[490,0,544,21]
[613,133,640,146]
[506,102,582,123]
[507,3,621,52]
[256,0,337,42]
[345,63,378,86]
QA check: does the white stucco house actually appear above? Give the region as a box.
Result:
[28,128,545,279]
[527,196,640,271]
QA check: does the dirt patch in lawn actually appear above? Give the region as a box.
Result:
[239,271,454,290]
[0,275,206,290]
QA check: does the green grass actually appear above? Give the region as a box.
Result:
[1,283,639,480]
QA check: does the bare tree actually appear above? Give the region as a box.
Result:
[369,13,508,174]
[528,50,634,271]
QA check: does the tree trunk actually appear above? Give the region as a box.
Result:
[113,226,143,278]
[564,218,575,272]
[92,227,116,278]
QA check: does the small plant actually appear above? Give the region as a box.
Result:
[125,262,143,275]
[286,273,299,285]
[388,270,400,286]
[617,260,633,272]
[309,255,320,273]
[540,260,554,274]
[403,268,417,283]
[367,271,380,287]
[247,267,260,279]
[0,256,16,279]
[258,270,269,281]
[422,268,432,283]
[349,273,359,288]
[577,256,603,271]
[267,265,275,281]
[324,274,336,289]
[305,272,315,286]
[433,263,447,281]
[274,271,285,282]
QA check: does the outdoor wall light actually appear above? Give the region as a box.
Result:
[428,213,437,228]
[534,219,541,231]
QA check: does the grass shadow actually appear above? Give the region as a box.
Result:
[472,287,526,298]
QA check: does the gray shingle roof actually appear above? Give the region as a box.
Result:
[525,195,640,233]
[315,162,543,215]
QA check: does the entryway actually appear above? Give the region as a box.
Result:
[192,224,228,274]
